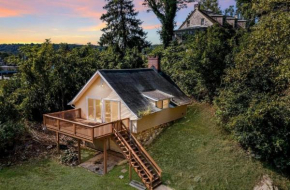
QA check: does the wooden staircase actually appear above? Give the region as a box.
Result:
[112,121,162,190]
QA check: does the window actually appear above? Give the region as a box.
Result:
[163,99,169,109]
[201,18,205,25]
[187,20,190,27]
[156,100,163,109]
[156,99,170,109]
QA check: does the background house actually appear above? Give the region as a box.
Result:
[174,3,247,42]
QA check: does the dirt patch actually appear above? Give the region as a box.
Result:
[0,123,76,167]
[79,150,125,175]
[254,175,278,190]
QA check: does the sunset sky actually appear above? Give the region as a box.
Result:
[0,0,235,45]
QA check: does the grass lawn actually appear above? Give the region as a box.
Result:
[148,103,290,190]
[0,149,138,190]
[0,103,290,190]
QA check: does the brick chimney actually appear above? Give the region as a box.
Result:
[194,3,200,10]
[148,56,160,71]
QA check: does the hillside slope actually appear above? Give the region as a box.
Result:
[148,103,290,190]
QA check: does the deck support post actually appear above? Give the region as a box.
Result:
[56,132,60,153]
[129,151,132,181]
[78,139,81,164]
[103,138,108,175]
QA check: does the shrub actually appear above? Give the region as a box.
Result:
[0,121,26,155]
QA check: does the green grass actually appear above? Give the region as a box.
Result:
[148,103,290,190]
[0,148,138,190]
[0,103,290,190]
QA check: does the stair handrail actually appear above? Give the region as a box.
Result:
[121,122,163,177]
[112,125,154,182]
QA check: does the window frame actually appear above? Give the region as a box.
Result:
[201,18,205,25]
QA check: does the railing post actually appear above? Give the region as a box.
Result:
[91,128,94,140]
[57,119,60,130]
[56,132,60,153]
[129,151,132,181]
[78,139,81,164]
[73,124,76,136]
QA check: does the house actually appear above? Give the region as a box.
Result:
[43,57,191,190]
[174,3,247,42]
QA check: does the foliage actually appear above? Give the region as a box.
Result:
[215,9,290,170]
[224,5,235,16]
[152,24,236,102]
[0,121,25,155]
[1,41,99,121]
[200,0,222,13]
[143,0,194,48]
[99,0,149,54]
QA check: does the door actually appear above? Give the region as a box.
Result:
[104,100,120,123]
[88,98,120,123]
[87,98,102,122]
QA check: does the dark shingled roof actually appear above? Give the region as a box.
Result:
[142,90,174,101]
[99,69,191,117]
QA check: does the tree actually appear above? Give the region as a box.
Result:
[151,24,236,101]
[215,6,290,170]
[143,0,194,48]
[224,5,235,17]
[200,0,221,14]
[99,0,149,53]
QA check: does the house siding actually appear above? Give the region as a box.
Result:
[74,75,136,120]
[136,105,187,133]
[180,10,214,29]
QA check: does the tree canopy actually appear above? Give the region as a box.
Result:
[99,0,149,53]
[143,0,194,48]
[200,0,222,13]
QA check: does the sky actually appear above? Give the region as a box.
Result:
[0,0,235,45]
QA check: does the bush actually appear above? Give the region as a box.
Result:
[215,11,290,170]
[233,98,290,169]
[0,121,26,155]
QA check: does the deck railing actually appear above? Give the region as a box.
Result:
[43,109,130,142]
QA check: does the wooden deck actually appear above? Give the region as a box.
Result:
[43,108,129,143]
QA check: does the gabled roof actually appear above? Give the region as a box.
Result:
[69,68,191,118]
[178,9,219,30]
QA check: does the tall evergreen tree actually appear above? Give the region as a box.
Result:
[200,0,221,14]
[99,0,149,53]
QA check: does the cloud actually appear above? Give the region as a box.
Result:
[0,7,23,17]
[143,24,161,30]
[79,22,106,32]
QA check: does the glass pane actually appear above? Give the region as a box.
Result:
[88,99,94,120]
[95,99,102,122]
[163,99,169,109]
[111,101,119,121]
[156,100,163,109]
[105,100,111,123]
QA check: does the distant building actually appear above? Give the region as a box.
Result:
[174,3,247,42]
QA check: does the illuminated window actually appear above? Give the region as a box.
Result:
[156,100,163,109]
[163,99,169,109]
[156,99,170,109]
